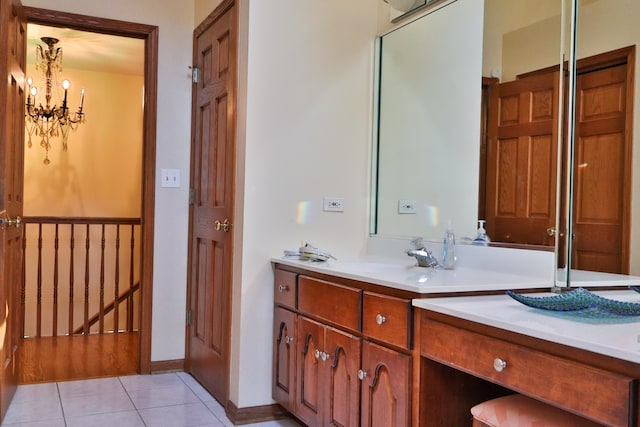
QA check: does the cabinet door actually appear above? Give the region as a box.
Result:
[296,316,324,426]
[360,341,411,427]
[324,326,361,427]
[272,307,297,412]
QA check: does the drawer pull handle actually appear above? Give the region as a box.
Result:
[284,336,294,344]
[375,314,387,325]
[357,369,367,380]
[493,358,507,372]
[278,285,289,293]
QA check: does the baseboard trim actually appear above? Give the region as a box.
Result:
[225,401,291,425]
[149,359,184,373]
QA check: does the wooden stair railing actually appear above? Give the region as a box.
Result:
[73,281,140,335]
[22,217,141,337]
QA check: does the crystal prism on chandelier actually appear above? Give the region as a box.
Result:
[25,36,86,165]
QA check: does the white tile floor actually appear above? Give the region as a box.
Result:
[1,372,302,427]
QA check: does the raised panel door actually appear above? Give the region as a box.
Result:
[296,316,324,426]
[324,326,360,427]
[272,307,296,412]
[360,340,411,427]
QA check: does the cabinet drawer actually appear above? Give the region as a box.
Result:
[298,276,361,332]
[274,269,297,309]
[421,318,634,427]
[362,292,412,350]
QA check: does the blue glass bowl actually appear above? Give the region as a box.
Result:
[506,288,596,312]
[507,288,640,316]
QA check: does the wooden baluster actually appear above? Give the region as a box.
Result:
[21,226,26,339]
[53,223,59,336]
[36,224,43,338]
[114,224,121,333]
[84,224,90,335]
[69,224,75,335]
[99,224,106,334]
[128,224,135,332]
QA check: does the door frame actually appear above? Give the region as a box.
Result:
[22,7,158,373]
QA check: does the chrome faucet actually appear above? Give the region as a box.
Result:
[406,238,439,268]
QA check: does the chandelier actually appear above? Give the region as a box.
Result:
[25,36,86,165]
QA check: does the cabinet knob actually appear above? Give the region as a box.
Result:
[375,314,387,325]
[278,284,289,293]
[493,358,507,372]
[357,369,367,381]
[321,352,330,361]
[284,335,294,344]
[315,349,321,360]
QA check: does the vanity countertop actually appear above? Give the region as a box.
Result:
[273,256,553,293]
[413,290,640,364]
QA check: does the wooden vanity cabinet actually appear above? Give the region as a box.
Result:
[272,266,415,427]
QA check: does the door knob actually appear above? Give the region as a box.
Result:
[214,219,230,232]
[3,215,21,229]
[546,227,557,237]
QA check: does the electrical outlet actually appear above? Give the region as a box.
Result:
[161,169,181,188]
[323,197,345,212]
[398,199,417,214]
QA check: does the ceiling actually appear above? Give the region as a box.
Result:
[27,23,145,76]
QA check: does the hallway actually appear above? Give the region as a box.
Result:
[1,373,302,426]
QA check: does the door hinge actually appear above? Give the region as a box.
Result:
[186,309,193,326]
[189,188,196,205]
[191,66,199,84]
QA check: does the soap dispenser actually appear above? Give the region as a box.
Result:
[473,220,491,246]
[442,221,456,270]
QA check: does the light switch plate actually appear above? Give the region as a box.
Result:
[161,169,181,188]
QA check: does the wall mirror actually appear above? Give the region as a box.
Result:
[371,0,567,249]
[565,0,638,277]
[372,0,640,281]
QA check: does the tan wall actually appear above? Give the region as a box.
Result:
[24,68,144,217]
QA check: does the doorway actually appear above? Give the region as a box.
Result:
[18,6,158,381]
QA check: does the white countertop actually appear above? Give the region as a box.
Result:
[273,256,552,293]
[413,290,640,364]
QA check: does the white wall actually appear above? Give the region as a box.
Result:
[22,0,194,362]
[232,0,378,407]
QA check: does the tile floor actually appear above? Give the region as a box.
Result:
[1,372,302,427]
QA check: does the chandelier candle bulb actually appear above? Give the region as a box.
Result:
[62,79,69,108]
[80,88,85,109]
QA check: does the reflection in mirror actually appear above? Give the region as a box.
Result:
[374,0,483,241]
[373,0,564,248]
[568,0,637,276]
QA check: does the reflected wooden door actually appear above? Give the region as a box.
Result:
[572,57,633,274]
[0,0,26,419]
[485,71,559,246]
[186,0,237,404]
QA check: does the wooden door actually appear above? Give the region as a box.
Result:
[296,316,323,426]
[0,0,25,419]
[485,71,559,246]
[272,307,297,412]
[572,62,632,274]
[186,0,237,404]
[360,340,411,427]
[325,326,360,427]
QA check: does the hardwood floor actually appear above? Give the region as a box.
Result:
[17,332,138,383]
